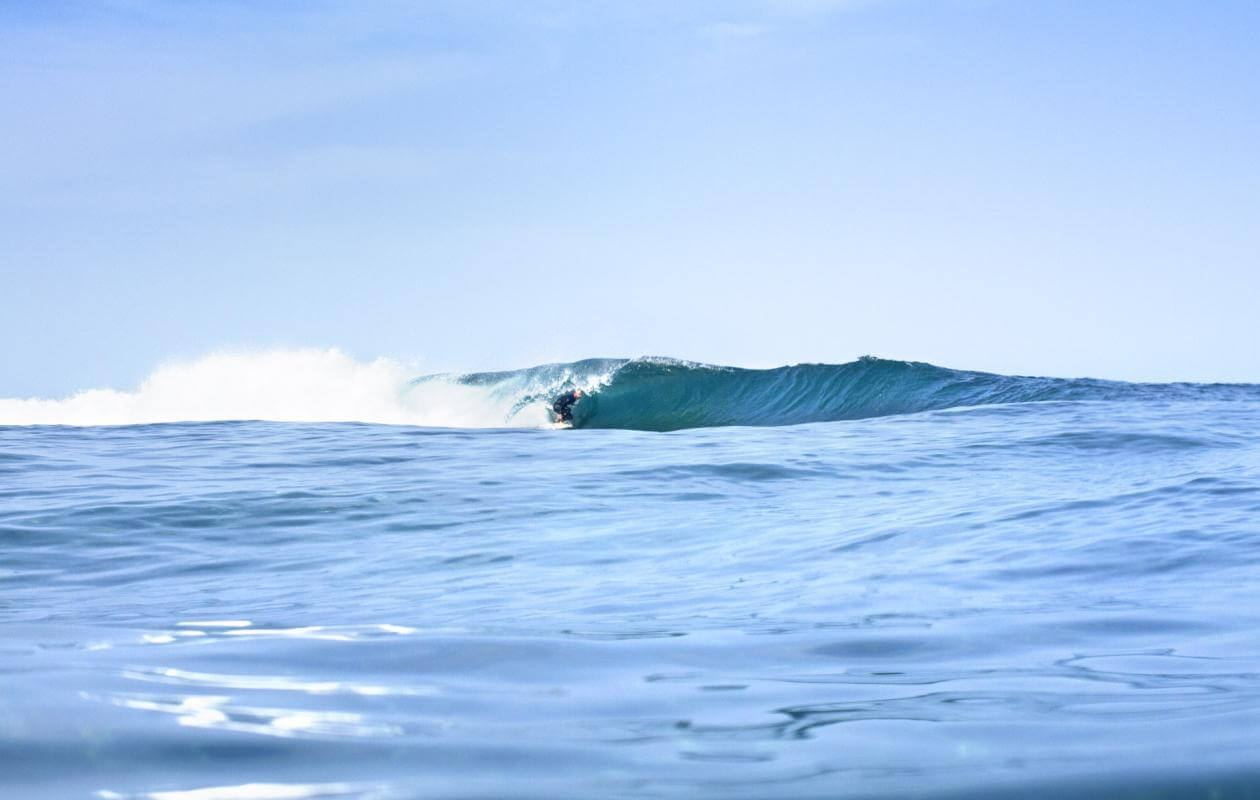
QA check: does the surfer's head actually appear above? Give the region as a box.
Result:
[573,389,584,398]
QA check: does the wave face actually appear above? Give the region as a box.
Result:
[449,356,1259,432]
[3,351,1257,430]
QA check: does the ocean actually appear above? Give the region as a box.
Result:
[4,355,1260,799]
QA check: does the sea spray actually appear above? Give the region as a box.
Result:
[0,349,425,427]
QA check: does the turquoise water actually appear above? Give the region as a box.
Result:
[4,358,1260,799]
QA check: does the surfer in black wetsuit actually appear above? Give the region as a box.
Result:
[552,389,583,423]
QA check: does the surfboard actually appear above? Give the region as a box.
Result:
[544,409,572,429]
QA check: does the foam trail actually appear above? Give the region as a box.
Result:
[0,349,550,428]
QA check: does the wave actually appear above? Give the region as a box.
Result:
[456,355,1260,431]
[2,350,1256,430]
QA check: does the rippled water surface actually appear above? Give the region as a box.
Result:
[5,399,1260,798]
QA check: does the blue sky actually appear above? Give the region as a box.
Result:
[3,0,1258,397]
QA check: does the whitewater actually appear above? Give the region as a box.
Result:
[4,351,1260,799]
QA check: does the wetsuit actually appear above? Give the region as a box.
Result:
[552,391,579,423]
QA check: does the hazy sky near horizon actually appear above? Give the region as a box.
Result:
[3,0,1258,397]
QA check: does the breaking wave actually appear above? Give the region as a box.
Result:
[2,349,1256,430]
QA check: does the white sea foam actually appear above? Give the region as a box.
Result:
[0,348,559,428]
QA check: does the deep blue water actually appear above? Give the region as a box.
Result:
[5,360,1260,799]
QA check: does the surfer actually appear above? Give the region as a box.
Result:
[551,389,583,424]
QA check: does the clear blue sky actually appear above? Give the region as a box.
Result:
[3,0,1258,397]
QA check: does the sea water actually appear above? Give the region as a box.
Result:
[4,355,1260,799]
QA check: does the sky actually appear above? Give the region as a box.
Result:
[3,0,1258,397]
